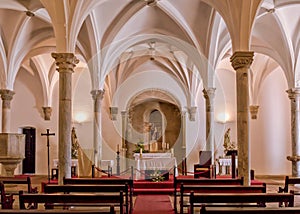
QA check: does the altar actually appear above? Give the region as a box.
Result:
[216,156,238,175]
[133,153,178,180]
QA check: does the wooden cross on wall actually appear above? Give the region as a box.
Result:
[41,129,55,183]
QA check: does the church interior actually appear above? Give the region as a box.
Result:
[0,0,300,213]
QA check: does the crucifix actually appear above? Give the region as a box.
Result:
[41,129,55,183]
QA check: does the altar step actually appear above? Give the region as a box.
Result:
[133,180,174,195]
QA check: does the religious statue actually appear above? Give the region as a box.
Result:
[223,128,236,154]
[71,127,80,159]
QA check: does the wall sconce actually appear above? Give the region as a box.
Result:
[73,112,88,124]
[216,112,230,123]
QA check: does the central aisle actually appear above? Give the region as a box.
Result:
[132,195,175,214]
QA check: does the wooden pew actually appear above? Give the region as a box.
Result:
[278,176,300,195]
[63,177,133,212]
[19,190,124,213]
[173,176,244,213]
[0,209,114,214]
[0,182,14,209]
[189,192,294,214]
[180,184,267,214]
[0,176,38,195]
[200,205,300,214]
[44,184,129,214]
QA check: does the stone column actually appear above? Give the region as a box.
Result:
[181,111,187,149]
[286,88,300,177]
[52,53,78,185]
[121,111,128,170]
[203,88,216,162]
[91,89,105,167]
[0,90,15,133]
[230,51,254,186]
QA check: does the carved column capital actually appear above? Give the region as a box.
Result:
[202,88,216,100]
[51,53,79,73]
[249,105,259,119]
[203,88,216,112]
[287,88,300,100]
[287,155,300,162]
[0,89,15,108]
[230,51,254,70]
[91,89,105,101]
[42,106,52,121]
[187,106,197,121]
[109,107,118,120]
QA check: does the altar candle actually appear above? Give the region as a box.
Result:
[171,148,174,155]
[140,148,143,154]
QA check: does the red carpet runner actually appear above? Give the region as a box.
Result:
[133,195,175,214]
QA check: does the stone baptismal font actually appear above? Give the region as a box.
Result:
[0,133,25,176]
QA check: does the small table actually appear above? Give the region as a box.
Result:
[52,159,79,179]
[217,156,238,175]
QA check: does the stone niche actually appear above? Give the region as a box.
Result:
[0,133,25,176]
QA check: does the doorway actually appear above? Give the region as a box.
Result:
[21,127,36,174]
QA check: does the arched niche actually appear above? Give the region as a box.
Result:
[125,90,181,159]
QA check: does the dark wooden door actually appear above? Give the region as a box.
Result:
[22,127,36,174]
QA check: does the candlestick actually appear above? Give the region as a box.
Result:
[117,144,119,152]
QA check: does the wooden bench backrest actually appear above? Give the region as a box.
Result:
[0,177,36,193]
[279,176,300,193]
[181,183,267,194]
[173,176,244,213]
[44,184,129,214]
[200,206,300,214]
[63,177,133,212]
[63,177,133,186]
[19,191,123,213]
[44,184,129,193]
[0,210,114,214]
[174,176,244,188]
[189,192,294,213]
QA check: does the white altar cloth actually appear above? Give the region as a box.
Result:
[133,153,177,179]
[217,157,237,175]
[53,159,78,167]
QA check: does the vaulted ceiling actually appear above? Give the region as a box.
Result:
[0,0,299,110]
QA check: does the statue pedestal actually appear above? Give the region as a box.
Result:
[0,133,25,176]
